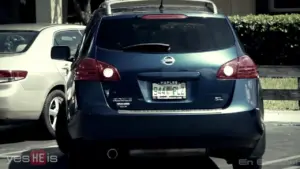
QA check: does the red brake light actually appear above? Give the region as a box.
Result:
[0,70,27,83]
[75,58,121,81]
[216,55,258,79]
[141,14,187,19]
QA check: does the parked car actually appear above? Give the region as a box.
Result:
[54,0,265,168]
[0,24,85,137]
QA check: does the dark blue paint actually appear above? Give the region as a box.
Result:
[69,11,264,154]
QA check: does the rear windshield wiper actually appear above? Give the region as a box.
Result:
[122,43,171,53]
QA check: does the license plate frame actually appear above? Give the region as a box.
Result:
[152,81,187,100]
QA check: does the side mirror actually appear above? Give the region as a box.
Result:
[51,46,70,60]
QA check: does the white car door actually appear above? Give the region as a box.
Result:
[52,29,84,100]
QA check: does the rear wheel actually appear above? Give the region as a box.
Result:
[40,90,65,137]
[55,97,72,154]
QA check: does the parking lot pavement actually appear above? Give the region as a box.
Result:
[0,124,56,156]
[0,122,300,169]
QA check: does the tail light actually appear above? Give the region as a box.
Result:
[0,70,28,83]
[216,55,258,79]
[75,58,121,81]
[141,14,187,19]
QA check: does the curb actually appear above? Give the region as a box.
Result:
[265,110,300,123]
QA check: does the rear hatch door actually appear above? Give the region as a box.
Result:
[96,14,237,110]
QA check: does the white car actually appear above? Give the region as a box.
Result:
[0,24,85,137]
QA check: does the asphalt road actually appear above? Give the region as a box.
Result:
[0,122,300,169]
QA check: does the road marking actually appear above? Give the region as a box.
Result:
[0,150,27,156]
[0,155,19,159]
[46,145,58,148]
[0,144,58,158]
[0,150,27,158]
[282,166,300,169]
[263,155,300,166]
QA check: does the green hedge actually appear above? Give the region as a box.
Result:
[229,14,300,65]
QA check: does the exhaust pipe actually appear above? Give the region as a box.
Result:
[107,148,118,159]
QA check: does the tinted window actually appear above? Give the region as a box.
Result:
[97,17,235,53]
[0,31,38,53]
[54,30,84,56]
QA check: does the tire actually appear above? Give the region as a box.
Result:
[55,98,72,154]
[40,90,65,138]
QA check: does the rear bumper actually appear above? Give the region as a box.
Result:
[68,108,264,149]
[0,81,44,120]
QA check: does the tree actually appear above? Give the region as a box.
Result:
[73,0,92,25]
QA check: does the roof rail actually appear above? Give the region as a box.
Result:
[99,0,218,15]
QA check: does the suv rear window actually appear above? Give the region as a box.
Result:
[97,17,235,53]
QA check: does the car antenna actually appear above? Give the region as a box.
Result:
[159,0,164,13]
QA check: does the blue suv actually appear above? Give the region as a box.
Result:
[52,0,265,168]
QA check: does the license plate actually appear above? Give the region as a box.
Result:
[152,81,186,100]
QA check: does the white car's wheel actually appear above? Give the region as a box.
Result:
[41,90,65,137]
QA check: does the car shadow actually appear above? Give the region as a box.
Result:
[8,148,221,169]
[0,123,51,144]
